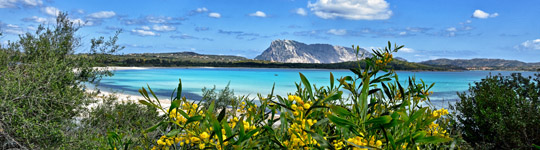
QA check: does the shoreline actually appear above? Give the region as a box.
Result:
[95,66,536,72]
[97,66,470,72]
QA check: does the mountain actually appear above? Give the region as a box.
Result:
[420,58,540,71]
[254,39,370,63]
[125,52,248,62]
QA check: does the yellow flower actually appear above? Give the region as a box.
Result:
[303,103,311,110]
[199,143,205,149]
[291,104,297,110]
[200,132,210,140]
[288,95,294,101]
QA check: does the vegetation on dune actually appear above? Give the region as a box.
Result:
[450,73,540,149]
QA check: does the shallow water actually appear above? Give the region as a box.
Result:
[95,67,537,108]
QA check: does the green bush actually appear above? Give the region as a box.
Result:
[0,13,124,149]
[200,82,239,111]
[75,94,165,149]
[450,73,540,149]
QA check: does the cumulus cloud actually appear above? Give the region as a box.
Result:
[327,29,347,35]
[516,39,540,50]
[400,47,415,53]
[249,11,266,17]
[131,29,158,36]
[307,0,392,20]
[446,27,457,32]
[70,18,95,26]
[196,7,208,13]
[1,23,24,35]
[295,8,307,16]
[0,0,42,8]
[42,6,60,16]
[141,26,150,30]
[120,16,183,25]
[152,25,176,31]
[208,12,221,18]
[22,16,52,23]
[472,9,498,19]
[88,11,116,19]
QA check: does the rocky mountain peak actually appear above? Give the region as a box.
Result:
[255,39,370,63]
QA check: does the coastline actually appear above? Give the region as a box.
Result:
[86,88,172,112]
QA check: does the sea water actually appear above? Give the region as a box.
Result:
[95,67,537,108]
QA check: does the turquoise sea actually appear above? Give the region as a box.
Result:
[95,67,537,108]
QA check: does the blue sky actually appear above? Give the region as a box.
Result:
[1,0,539,62]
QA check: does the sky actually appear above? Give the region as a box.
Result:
[1,0,539,62]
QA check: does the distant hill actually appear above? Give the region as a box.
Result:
[420,58,540,71]
[124,52,248,62]
[254,39,370,63]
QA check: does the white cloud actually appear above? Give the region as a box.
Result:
[249,11,266,17]
[21,0,41,6]
[327,29,347,35]
[2,24,24,35]
[0,0,42,8]
[88,11,116,19]
[146,16,173,23]
[307,0,392,20]
[152,25,176,31]
[399,31,407,35]
[131,29,158,36]
[141,26,150,30]
[296,8,307,16]
[400,47,415,53]
[516,39,540,50]
[76,9,85,14]
[42,6,60,16]
[472,9,498,19]
[70,18,94,26]
[23,16,52,23]
[208,12,221,18]
[196,7,208,13]
[446,27,457,32]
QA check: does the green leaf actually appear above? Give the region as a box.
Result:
[406,107,427,125]
[211,117,223,146]
[328,114,355,127]
[176,78,182,100]
[365,115,392,125]
[138,100,156,108]
[166,129,181,137]
[412,131,426,141]
[217,107,227,122]
[168,99,181,113]
[144,121,164,133]
[299,73,313,101]
[330,105,352,117]
[306,130,334,149]
[330,72,335,89]
[208,100,216,114]
[185,115,203,125]
[415,136,453,144]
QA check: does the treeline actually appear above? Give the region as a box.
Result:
[92,54,465,71]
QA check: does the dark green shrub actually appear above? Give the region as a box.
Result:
[77,94,165,149]
[450,73,540,149]
[0,13,123,149]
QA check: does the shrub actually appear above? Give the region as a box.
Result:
[201,82,239,111]
[450,73,540,149]
[75,94,165,149]
[122,42,456,150]
[0,13,123,149]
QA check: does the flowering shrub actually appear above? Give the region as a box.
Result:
[115,42,455,149]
